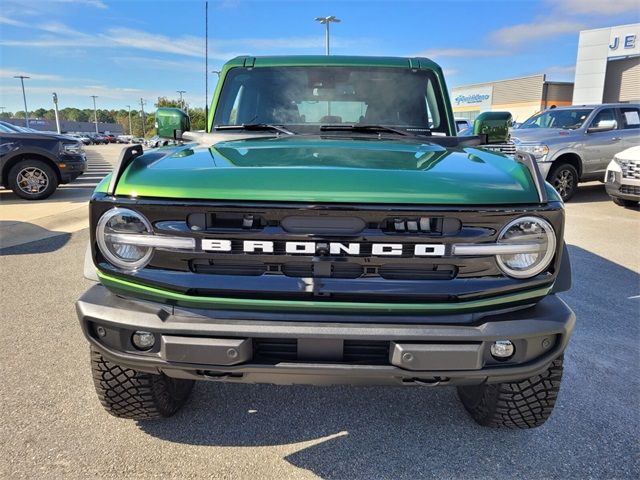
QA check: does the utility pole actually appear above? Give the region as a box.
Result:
[14,75,30,127]
[314,16,341,55]
[125,105,132,135]
[0,107,5,114]
[176,90,186,109]
[90,95,99,133]
[52,92,61,134]
[140,98,146,137]
[205,0,209,132]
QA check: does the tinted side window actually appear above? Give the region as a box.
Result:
[590,108,617,128]
[619,107,640,129]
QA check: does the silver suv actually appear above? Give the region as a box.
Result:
[513,104,640,201]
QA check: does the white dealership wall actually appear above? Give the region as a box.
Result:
[573,23,640,105]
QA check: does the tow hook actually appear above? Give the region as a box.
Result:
[199,371,243,381]
[402,377,449,386]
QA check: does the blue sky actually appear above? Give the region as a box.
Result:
[0,0,638,113]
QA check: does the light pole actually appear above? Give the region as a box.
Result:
[125,105,132,135]
[90,95,99,133]
[14,75,30,127]
[176,90,186,109]
[140,98,146,137]
[52,92,61,134]
[314,16,341,55]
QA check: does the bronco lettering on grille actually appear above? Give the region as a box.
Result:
[201,239,445,256]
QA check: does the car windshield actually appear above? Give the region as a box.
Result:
[213,66,449,135]
[520,108,593,130]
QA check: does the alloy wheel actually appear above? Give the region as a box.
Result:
[553,169,574,199]
[16,167,49,195]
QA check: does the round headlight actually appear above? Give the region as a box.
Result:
[496,216,556,279]
[96,208,153,270]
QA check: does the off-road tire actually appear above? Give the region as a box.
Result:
[457,355,564,429]
[8,159,59,200]
[548,163,578,202]
[90,347,194,420]
[612,196,638,208]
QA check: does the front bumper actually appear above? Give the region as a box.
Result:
[77,285,575,386]
[604,169,640,202]
[59,154,87,183]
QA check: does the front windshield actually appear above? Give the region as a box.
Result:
[213,66,449,135]
[520,108,593,130]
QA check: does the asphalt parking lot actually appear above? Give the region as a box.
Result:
[0,145,638,479]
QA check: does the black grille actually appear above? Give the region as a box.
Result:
[252,338,389,365]
[92,197,565,304]
[620,185,640,195]
[343,340,390,364]
[254,338,297,361]
[379,264,456,280]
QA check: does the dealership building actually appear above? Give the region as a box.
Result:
[451,23,639,123]
[451,75,574,122]
[573,23,639,104]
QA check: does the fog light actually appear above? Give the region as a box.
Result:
[490,340,514,359]
[132,331,155,351]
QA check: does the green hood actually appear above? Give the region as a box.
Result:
[110,137,540,204]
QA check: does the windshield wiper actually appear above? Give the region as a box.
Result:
[320,124,429,137]
[214,123,295,135]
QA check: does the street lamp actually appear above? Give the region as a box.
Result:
[140,98,146,137]
[125,104,132,136]
[314,16,341,55]
[14,75,30,127]
[176,90,186,109]
[52,93,61,134]
[90,95,99,133]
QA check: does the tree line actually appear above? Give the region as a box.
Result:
[0,97,206,137]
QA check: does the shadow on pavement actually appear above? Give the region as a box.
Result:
[0,221,71,254]
[0,187,93,205]
[570,183,610,204]
[135,245,639,479]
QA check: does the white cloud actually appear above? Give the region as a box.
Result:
[0,15,27,27]
[0,68,63,81]
[552,0,639,16]
[52,0,108,9]
[1,84,145,101]
[110,56,207,73]
[489,20,585,48]
[416,48,507,58]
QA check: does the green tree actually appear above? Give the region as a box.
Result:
[33,108,48,119]
[0,111,14,119]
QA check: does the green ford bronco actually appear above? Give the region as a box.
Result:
[77,56,574,428]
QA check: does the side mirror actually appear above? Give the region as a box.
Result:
[156,107,190,139]
[587,119,616,133]
[473,111,513,144]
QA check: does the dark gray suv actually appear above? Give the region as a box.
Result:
[513,104,640,201]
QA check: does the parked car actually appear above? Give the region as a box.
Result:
[604,146,640,207]
[103,134,117,143]
[88,133,108,145]
[144,135,168,148]
[67,133,92,145]
[116,135,132,144]
[513,103,640,201]
[454,118,471,132]
[0,123,86,199]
